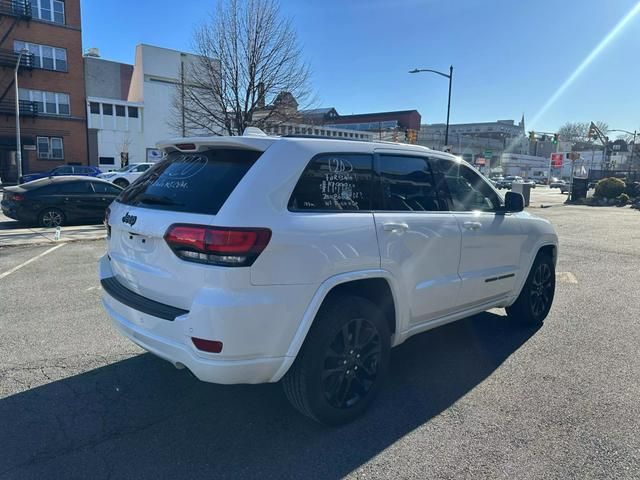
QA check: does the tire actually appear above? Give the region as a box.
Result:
[114,178,129,188]
[506,252,555,326]
[283,295,391,425]
[38,208,65,228]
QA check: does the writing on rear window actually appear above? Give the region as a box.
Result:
[289,154,372,211]
[117,149,261,215]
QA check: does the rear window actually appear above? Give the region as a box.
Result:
[117,149,261,215]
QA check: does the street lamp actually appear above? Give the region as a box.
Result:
[14,48,29,181]
[409,65,453,147]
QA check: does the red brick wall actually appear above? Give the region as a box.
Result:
[0,0,87,174]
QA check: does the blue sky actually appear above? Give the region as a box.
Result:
[82,0,640,133]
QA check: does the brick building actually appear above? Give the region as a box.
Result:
[0,0,87,183]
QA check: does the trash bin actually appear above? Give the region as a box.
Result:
[571,178,588,201]
[511,182,531,207]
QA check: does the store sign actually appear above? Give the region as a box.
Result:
[551,153,563,168]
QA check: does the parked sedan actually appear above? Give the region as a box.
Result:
[1,176,122,227]
[549,178,567,188]
[98,162,154,188]
[19,165,102,184]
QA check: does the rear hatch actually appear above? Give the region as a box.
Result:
[106,147,265,310]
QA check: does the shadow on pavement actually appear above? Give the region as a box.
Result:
[0,312,538,479]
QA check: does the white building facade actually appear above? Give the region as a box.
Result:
[85,44,207,170]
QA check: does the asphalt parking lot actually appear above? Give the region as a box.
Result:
[1,191,639,479]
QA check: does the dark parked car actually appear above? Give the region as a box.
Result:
[1,176,122,227]
[19,165,102,184]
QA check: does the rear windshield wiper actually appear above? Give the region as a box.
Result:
[136,194,183,206]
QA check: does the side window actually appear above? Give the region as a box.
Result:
[431,159,502,212]
[92,182,121,194]
[289,154,373,211]
[60,181,93,194]
[134,164,151,172]
[54,166,73,174]
[377,155,442,211]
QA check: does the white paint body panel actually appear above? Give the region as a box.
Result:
[100,135,558,384]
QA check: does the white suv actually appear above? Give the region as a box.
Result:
[98,163,154,188]
[100,132,558,424]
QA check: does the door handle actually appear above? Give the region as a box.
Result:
[463,221,482,230]
[383,222,409,232]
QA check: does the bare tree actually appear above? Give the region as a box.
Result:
[557,121,610,143]
[116,131,133,167]
[172,0,313,136]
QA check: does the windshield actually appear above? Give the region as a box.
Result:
[117,149,262,215]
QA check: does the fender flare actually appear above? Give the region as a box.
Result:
[510,240,558,304]
[269,269,404,382]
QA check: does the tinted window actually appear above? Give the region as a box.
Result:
[59,181,93,194]
[118,149,261,215]
[289,154,373,211]
[31,184,60,195]
[377,155,442,211]
[53,166,72,174]
[91,182,122,194]
[431,159,501,212]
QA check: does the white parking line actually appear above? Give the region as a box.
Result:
[0,243,66,280]
[556,272,578,284]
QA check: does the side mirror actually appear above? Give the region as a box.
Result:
[504,191,524,212]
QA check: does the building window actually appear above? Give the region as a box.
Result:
[37,136,64,160]
[13,41,67,72]
[99,156,115,165]
[127,106,139,118]
[102,104,113,116]
[115,105,126,117]
[19,89,69,116]
[89,102,100,114]
[33,0,65,24]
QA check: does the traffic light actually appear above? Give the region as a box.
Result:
[552,133,558,144]
[528,131,536,142]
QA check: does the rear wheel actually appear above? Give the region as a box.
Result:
[283,295,390,425]
[507,252,555,326]
[38,208,65,228]
[114,178,129,188]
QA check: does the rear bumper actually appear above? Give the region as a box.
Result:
[98,254,309,384]
[102,298,286,384]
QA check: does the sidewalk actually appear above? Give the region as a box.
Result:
[0,223,106,247]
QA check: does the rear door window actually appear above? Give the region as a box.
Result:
[376,155,443,211]
[91,182,122,195]
[59,181,93,194]
[288,153,373,211]
[118,149,262,215]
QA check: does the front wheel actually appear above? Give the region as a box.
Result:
[38,208,65,228]
[283,295,390,425]
[507,253,555,326]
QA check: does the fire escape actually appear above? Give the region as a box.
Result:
[0,0,38,117]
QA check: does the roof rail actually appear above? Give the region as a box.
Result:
[281,134,373,143]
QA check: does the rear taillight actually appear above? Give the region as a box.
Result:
[11,193,25,201]
[164,224,271,267]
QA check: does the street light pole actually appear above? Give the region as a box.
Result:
[14,49,28,182]
[445,65,453,146]
[409,65,454,148]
